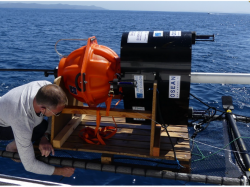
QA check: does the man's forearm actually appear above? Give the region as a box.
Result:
[53,167,75,177]
[53,167,63,176]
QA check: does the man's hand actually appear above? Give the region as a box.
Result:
[53,167,75,177]
[39,135,55,157]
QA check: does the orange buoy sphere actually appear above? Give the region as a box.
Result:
[58,37,121,107]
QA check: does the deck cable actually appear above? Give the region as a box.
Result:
[190,93,250,124]
[156,90,180,168]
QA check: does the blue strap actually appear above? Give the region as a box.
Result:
[176,159,185,168]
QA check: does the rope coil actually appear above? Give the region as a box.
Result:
[78,98,121,145]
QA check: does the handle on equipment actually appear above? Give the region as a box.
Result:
[75,73,86,92]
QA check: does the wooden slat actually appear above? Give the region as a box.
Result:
[52,76,82,142]
[51,114,72,142]
[66,135,190,152]
[53,114,84,148]
[62,106,152,119]
[167,125,188,132]
[101,154,113,164]
[153,124,162,156]
[51,76,73,141]
[81,116,188,135]
[150,80,157,156]
[82,119,152,130]
[73,124,188,139]
[81,115,188,132]
[161,150,191,161]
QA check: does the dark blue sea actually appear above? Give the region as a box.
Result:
[1,8,250,185]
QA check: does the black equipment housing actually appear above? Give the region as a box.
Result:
[120,31,196,125]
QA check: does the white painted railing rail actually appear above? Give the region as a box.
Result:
[191,73,250,84]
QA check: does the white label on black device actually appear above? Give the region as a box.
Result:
[132,106,146,121]
[134,75,144,99]
[127,31,149,43]
[170,31,181,36]
[169,75,181,99]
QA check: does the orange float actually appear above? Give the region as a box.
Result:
[58,36,121,107]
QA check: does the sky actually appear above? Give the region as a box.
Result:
[1,1,250,14]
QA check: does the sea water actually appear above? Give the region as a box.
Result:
[0,8,250,185]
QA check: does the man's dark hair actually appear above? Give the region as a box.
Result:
[35,84,68,109]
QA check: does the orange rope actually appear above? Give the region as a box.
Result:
[79,96,121,145]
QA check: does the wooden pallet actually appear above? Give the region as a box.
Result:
[51,76,191,173]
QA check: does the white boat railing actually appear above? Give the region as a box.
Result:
[191,72,250,84]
